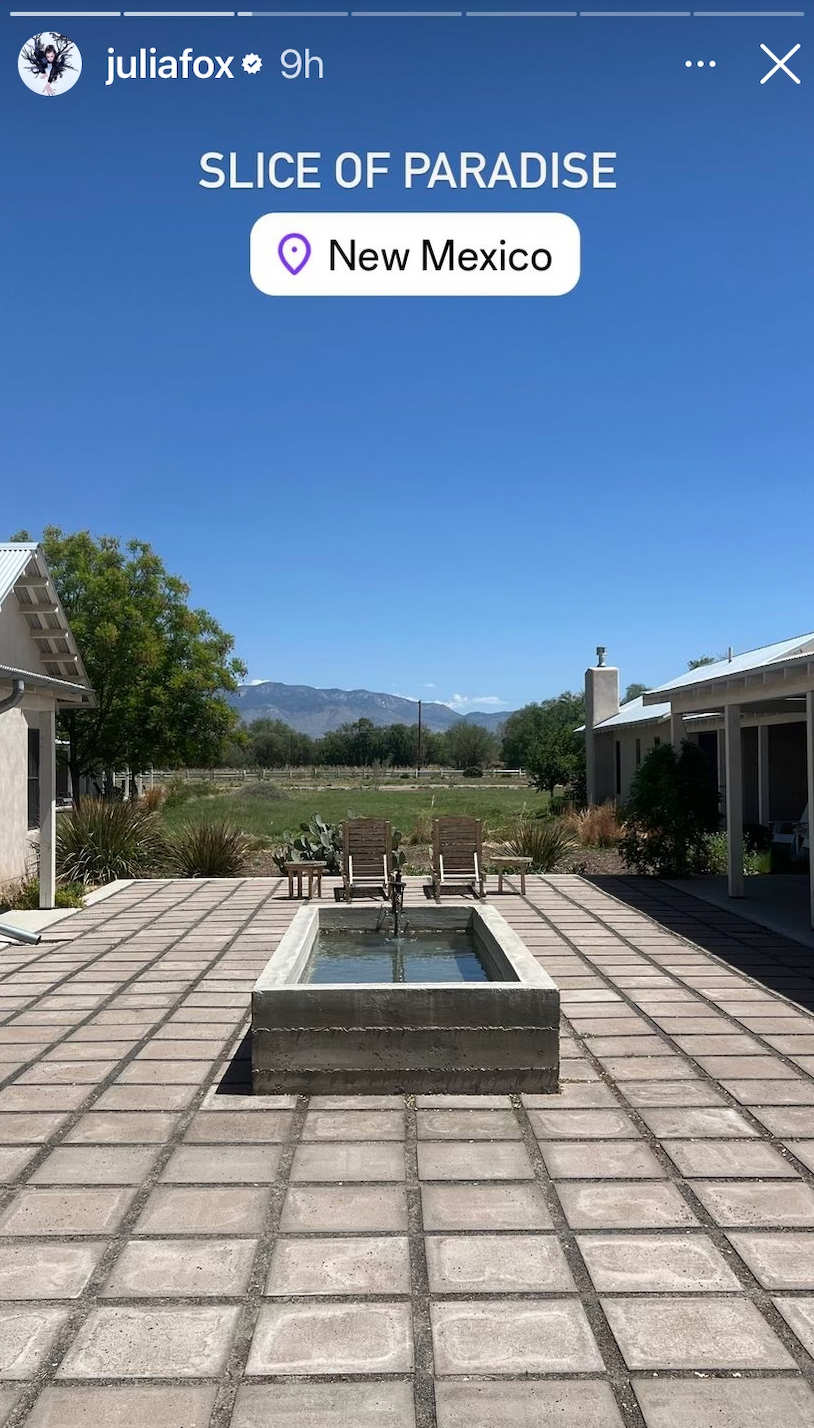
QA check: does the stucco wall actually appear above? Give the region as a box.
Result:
[0,602,38,671]
[0,704,35,885]
[612,725,668,804]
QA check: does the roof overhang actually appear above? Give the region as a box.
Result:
[0,663,96,708]
[0,544,93,690]
[644,651,814,714]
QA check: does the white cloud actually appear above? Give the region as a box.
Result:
[444,693,510,712]
[424,682,436,689]
[245,678,269,685]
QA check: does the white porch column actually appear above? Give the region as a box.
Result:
[38,706,56,910]
[807,691,814,929]
[799,688,805,925]
[758,723,771,826]
[725,703,744,899]
[670,711,684,749]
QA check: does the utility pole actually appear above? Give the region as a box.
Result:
[416,700,422,780]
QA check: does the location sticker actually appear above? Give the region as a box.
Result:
[278,233,311,275]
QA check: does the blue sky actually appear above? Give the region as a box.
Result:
[2,3,811,712]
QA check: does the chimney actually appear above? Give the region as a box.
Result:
[585,646,620,805]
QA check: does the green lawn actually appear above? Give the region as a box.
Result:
[160,781,547,844]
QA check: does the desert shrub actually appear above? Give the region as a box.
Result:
[160,776,199,811]
[56,800,168,884]
[166,819,251,877]
[704,831,772,877]
[239,782,288,802]
[564,801,623,848]
[620,741,719,878]
[408,811,434,846]
[140,785,166,812]
[272,815,406,875]
[0,878,85,913]
[503,817,578,873]
[462,766,484,778]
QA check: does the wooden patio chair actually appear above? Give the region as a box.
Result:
[342,818,393,901]
[430,816,485,901]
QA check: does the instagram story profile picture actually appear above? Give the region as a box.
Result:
[19,33,81,95]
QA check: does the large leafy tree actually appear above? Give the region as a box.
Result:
[443,721,499,771]
[501,693,586,793]
[12,528,246,795]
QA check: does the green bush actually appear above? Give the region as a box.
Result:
[503,817,578,873]
[704,831,772,877]
[162,777,203,809]
[56,800,168,884]
[620,741,719,878]
[166,819,251,877]
[0,878,85,913]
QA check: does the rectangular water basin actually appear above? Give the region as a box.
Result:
[252,904,559,1095]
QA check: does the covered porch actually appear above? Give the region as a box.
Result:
[644,646,814,928]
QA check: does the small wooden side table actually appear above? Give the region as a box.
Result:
[285,861,326,899]
[491,856,533,895]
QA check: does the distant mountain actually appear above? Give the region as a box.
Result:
[228,681,513,737]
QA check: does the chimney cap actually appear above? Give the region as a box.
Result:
[596,645,606,667]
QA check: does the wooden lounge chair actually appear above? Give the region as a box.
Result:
[430,816,485,901]
[342,818,393,901]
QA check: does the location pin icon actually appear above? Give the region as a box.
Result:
[278,233,311,275]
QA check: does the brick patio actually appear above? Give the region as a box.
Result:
[2,873,814,1426]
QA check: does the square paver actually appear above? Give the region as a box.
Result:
[633,1378,814,1428]
[426,1234,574,1293]
[418,1142,533,1181]
[279,1184,408,1233]
[183,1111,293,1143]
[603,1296,794,1369]
[693,1180,814,1227]
[728,1232,814,1288]
[24,1385,217,1428]
[578,1233,739,1291]
[290,1143,405,1183]
[246,1302,413,1375]
[416,1110,521,1140]
[134,1186,269,1235]
[557,1182,697,1229]
[0,1147,36,1182]
[0,1243,105,1299]
[63,1112,181,1145]
[639,1108,757,1138]
[421,1182,552,1232]
[664,1139,796,1178]
[431,1300,603,1374]
[435,1381,624,1428]
[773,1297,814,1356]
[29,1146,160,1186]
[540,1142,665,1179]
[265,1236,410,1296]
[57,1305,239,1378]
[102,1238,257,1297]
[301,1111,405,1141]
[0,1306,69,1378]
[161,1145,282,1183]
[231,1381,415,1428]
[0,1188,134,1236]
[527,1109,640,1140]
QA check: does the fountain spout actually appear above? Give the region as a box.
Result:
[390,868,405,937]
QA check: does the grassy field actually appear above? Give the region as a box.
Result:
[160,781,547,844]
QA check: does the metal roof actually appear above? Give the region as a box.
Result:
[645,634,814,700]
[0,543,93,693]
[593,695,671,731]
[0,543,38,605]
[0,663,95,705]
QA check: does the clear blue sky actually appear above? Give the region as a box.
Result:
[3,3,811,712]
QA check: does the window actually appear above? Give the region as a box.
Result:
[635,738,642,768]
[654,737,661,748]
[615,740,622,797]
[27,728,40,829]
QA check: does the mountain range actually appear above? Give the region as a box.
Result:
[228,682,513,737]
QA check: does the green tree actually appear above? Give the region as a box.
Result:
[624,682,649,703]
[501,693,585,794]
[13,528,245,797]
[688,655,724,670]
[620,740,720,876]
[443,721,499,770]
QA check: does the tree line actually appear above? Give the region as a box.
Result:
[9,527,589,798]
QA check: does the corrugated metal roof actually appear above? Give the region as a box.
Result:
[594,696,671,730]
[0,543,38,605]
[647,634,814,698]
